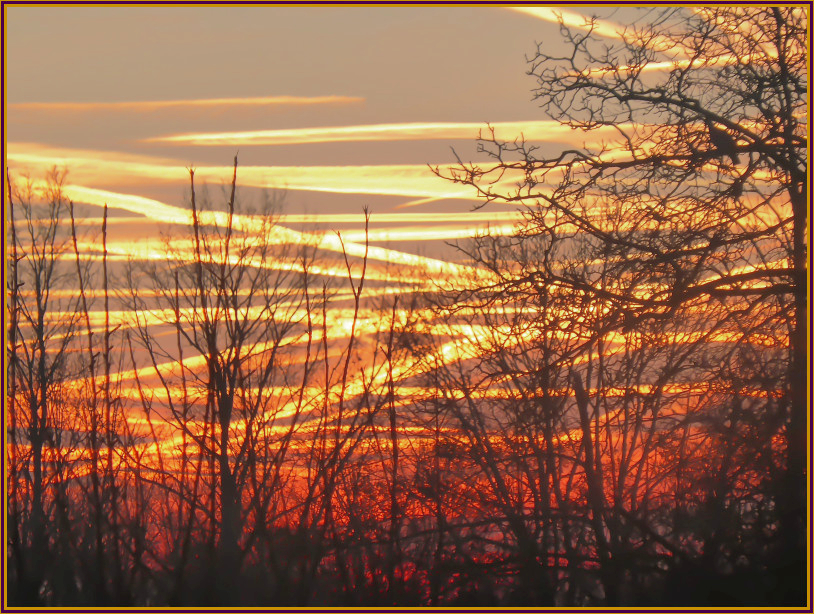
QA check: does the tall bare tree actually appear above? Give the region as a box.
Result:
[123,158,320,602]
[436,6,806,604]
[6,170,86,603]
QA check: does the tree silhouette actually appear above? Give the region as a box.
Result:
[5,7,806,607]
[123,158,317,603]
[6,171,84,603]
[704,118,740,165]
[437,6,807,604]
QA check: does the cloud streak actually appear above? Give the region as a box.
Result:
[339,224,519,243]
[277,212,525,224]
[7,143,508,199]
[508,6,627,41]
[509,6,686,60]
[45,183,490,281]
[145,120,608,147]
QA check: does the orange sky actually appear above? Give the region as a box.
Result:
[5,6,699,444]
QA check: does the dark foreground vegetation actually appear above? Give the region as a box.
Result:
[5,7,808,607]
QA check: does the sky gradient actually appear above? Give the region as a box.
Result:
[6,5,636,244]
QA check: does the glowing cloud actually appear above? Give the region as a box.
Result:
[509,6,686,60]
[145,120,610,147]
[47,184,488,280]
[508,6,627,41]
[339,224,519,243]
[7,143,493,199]
[510,6,778,78]
[277,212,525,224]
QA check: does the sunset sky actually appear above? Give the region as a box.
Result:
[6,5,649,264]
[6,8,804,607]
[4,4,742,427]
[5,4,685,422]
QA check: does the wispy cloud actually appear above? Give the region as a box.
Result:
[145,120,602,147]
[336,224,519,243]
[278,212,525,224]
[8,95,364,112]
[7,143,505,199]
[509,6,685,60]
[508,6,627,40]
[43,183,490,281]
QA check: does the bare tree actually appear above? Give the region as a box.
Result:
[6,170,86,603]
[123,158,321,602]
[435,6,806,605]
